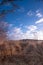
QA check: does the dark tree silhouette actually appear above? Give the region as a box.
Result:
[0,0,23,42]
[0,0,22,18]
[0,21,9,43]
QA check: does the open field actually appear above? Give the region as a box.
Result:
[0,39,43,65]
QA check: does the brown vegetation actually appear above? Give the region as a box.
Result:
[0,39,43,65]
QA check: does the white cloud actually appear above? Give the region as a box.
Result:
[7,24,43,40]
[14,27,22,33]
[27,25,37,31]
[27,10,33,16]
[36,10,40,13]
[7,27,23,40]
[35,18,43,24]
[36,10,42,18]
[36,30,43,40]
[36,12,42,17]
[7,27,32,40]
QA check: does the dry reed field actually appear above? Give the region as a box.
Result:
[0,39,43,65]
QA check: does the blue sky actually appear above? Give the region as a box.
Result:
[1,0,43,40]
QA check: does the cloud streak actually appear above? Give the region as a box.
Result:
[27,10,33,16]
[36,12,42,18]
[27,25,37,31]
[35,18,43,24]
[36,9,42,18]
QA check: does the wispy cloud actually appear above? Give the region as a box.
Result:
[7,27,23,40]
[27,10,33,16]
[36,12,42,17]
[7,24,43,40]
[36,9,42,18]
[36,10,40,13]
[27,25,37,31]
[36,30,43,40]
[35,18,43,24]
